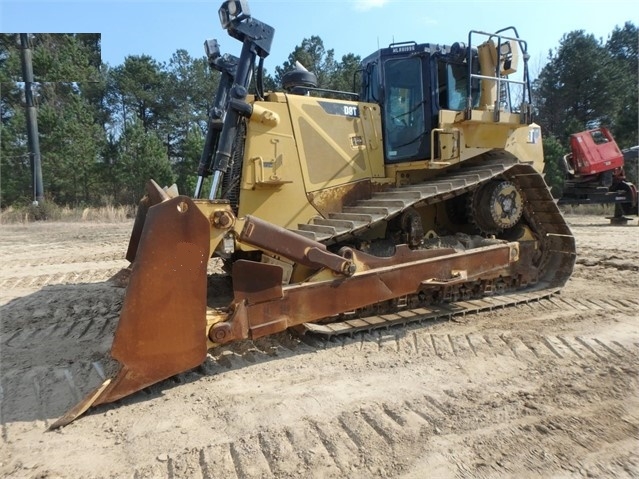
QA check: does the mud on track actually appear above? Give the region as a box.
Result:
[0,216,638,478]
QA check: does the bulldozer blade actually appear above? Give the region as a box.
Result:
[49,379,113,429]
[51,195,210,429]
[126,179,171,263]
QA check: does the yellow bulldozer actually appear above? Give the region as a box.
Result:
[52,0,575,427]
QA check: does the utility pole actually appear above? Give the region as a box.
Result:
[19,33,44,205]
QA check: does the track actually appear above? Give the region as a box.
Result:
[304,292,638,338]
[291,156,518,243]
[301,153,575,336]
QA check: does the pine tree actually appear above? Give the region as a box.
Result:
[113,120,175,204]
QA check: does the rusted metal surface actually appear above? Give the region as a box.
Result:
[340,244,458,272]
[208,304,247,344]
[51,196,210,428]
[126,180,171,263]
[240,215,355,275]
[53,154,577,428]
[212,242,517,343]
[307,159,576,337]
[232,260,283,304]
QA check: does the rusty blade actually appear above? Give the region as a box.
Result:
[50,196,210,428]
[126,179,171,263]
[49,379,113,429]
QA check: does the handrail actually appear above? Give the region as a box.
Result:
[465,28,532,121]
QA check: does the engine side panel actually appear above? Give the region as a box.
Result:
[238,100,318,229]
[286,94,385,192]
[238,95,386,229]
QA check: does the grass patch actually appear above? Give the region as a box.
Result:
[559,204,615,216]
[0,203,135,224]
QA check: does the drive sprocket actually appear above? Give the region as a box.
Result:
[468,180,523,234]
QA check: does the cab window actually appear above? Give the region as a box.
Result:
[437,61,480,110]
[384,57,424,161]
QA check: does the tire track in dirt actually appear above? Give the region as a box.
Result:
[0,223,131,306]
[0,282,124,336]
[1,316,634,432]
[1,287,634,395]
[1,217,638,479]
[4,293,634,431]
[5,283,634,350]
[124,356,638,479]
[0,267,126,291]
[0,250,124,270]
[1,332,637,477]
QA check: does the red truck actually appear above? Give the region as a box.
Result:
[559,127,638,221]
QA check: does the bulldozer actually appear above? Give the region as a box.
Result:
[52,0,575,428]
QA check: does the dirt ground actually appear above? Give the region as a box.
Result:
[0,214,637,479]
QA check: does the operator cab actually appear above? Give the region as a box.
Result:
[359,29,530,164]
[359,42,480,163]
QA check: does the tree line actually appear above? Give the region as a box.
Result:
[0,24,637,208]
[0,34,360,207]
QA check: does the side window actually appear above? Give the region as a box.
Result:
[446,64,469,110]
[437,60,480,111]
[437,61,448,109]
[383,57,424,160]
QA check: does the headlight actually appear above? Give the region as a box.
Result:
[218,0,250,30]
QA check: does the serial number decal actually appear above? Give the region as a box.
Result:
[318,101,360,118]
[392,45,415,53]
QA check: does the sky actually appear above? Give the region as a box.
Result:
[1,0,637,80]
